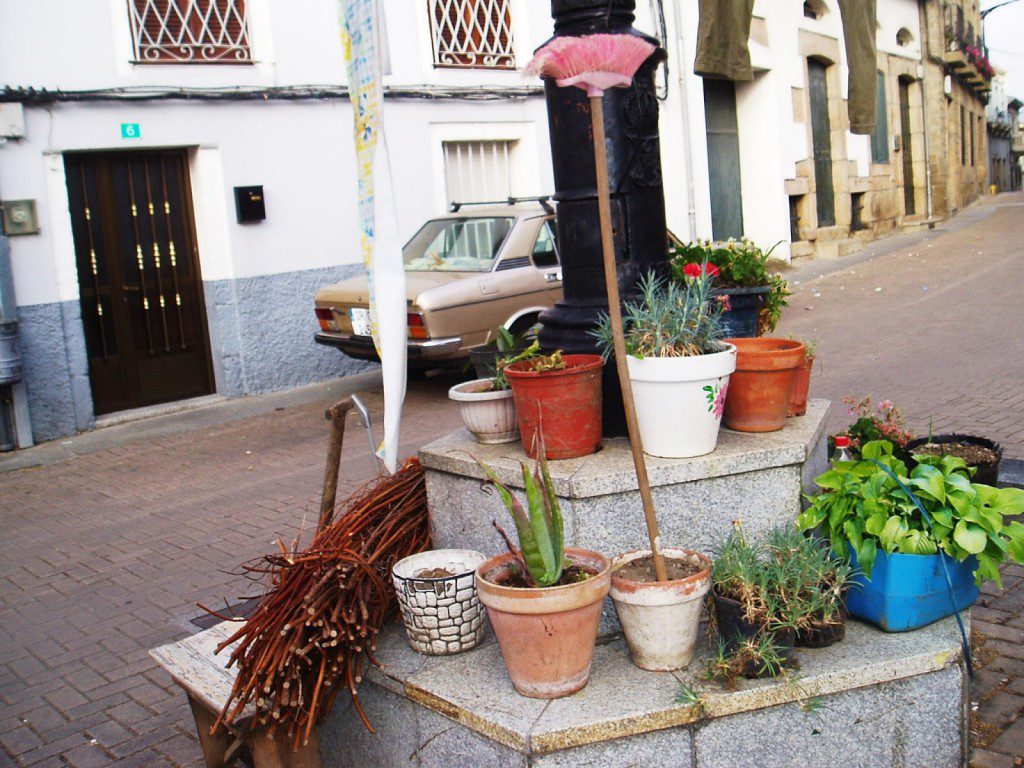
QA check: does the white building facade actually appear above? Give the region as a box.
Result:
[0,0,928,445]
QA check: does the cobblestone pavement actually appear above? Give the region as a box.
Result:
[0,192,1022,767]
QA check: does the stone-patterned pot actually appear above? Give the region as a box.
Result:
[392,549,487,656]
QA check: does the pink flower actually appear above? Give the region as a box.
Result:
[713,381,729,418]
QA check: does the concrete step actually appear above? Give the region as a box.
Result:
[322,615,967,767]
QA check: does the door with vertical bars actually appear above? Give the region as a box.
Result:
[64,151,213,415]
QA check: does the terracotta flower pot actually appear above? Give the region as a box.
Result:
[788,354,815,417]
[610,549,712,671]
[722,338,805,432]
[504,355,604,460]
[475,548,611,699]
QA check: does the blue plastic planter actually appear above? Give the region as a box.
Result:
[846,548,979,632]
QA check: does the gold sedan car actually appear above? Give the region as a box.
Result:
[314,200,561,369]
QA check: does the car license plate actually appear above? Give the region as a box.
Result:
[349,308,372,337]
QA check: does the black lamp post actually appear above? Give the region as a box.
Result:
[537,0,669,435]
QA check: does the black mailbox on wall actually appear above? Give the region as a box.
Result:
[234,186,266,223]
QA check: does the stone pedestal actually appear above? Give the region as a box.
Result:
[320,618,967,767]
[420,400,831,560]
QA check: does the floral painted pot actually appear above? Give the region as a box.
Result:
[392,549,487,656]
[625,343,737,458]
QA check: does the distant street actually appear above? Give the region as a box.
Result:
[1,193,1022,767]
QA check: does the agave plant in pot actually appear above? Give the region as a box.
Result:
[448,342,546,445]
[474,453,611,698]
[798,440,1024,631]
[591,268,736,459]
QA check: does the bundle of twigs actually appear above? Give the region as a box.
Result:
[210,457,429,750]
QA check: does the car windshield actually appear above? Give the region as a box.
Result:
[403,217,513,272]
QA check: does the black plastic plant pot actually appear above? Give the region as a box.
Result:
[469,343,533,380]
[714,286,770,338]
[711,590,797,677]
[795,616,846,648]
[468,345,502,380]
[905,433,1003,486]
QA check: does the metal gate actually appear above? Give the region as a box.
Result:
[64,151,214,415]
[898,78,916,216]
[808,60,836,228]
[703,79,744,241]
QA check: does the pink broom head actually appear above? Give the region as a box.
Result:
[525,34,655,98]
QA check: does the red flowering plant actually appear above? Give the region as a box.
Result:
[829,395,916,461]
[669,238,789,334]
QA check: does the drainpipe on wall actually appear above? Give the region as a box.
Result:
[670,0,699,240]
[918,0,935,220]
[0,234,33,450]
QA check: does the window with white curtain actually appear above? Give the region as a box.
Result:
[442,140,516,205]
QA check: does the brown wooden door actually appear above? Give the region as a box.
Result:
[898,78,916,215]
[808,59,836,228]
[65,151,213,415]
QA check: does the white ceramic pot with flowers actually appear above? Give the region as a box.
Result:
[593,267,735,458]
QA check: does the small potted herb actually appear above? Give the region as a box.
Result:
[670,238,790,337]
[474,453,611,698]
[765,527,852,648]
[591,269,736,458]
[708,526,803,677]
[798,440,1024,631]
[503,348,605,460]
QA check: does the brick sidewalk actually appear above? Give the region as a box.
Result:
[1,193,1022,767]
[0,381,463,767]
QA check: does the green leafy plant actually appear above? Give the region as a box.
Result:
[702,634,789,689]
[830,395,915,460]
[797,440,1024,587]
[590,269,725,359]
[669,238,791,334]
[477,452,565,588]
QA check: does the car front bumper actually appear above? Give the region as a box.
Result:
[314,332,464,363]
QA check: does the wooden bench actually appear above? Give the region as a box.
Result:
[150,621,323,768]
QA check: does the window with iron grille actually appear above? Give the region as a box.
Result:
[127,0,252,64]
[443,140,515,205]
[428,0,515,70]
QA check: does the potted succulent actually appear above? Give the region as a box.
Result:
[609,547,712,671]
[474,453,611,698]
[787,339,818,418]
[722,337,805,433]
[447,341,546,445]
[392,549,487,656]
[503,349,604,460]
[798,440,1024,631]
[591,269,736,458]
[708,526,803,678]
[670,238,790,338]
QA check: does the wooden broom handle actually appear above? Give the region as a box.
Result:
[589,95,668,583]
